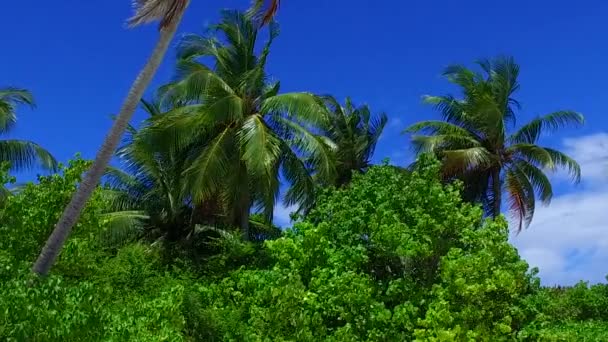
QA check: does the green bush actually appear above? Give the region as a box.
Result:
[183,156,537,341]
[0,157,108,278]
[1,155,607,341]
[0,158,187,341]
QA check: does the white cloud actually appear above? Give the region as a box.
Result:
[510,133,608,286]
[562,133,608,183]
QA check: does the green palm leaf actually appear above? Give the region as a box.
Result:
[505,166,535,232]
[100,210,148,248]
[0,140,57,172]
[272,115,337,182]
[0,87,35,133]
[422,95,471,129]
[512,160,553,204]
[262,93,329,127]
[507,143,554,169]
[239,114,282,177]
[543,147,582,183]
[185,127,236,202]
[510,111,584,144]
[167,59,236,102]
[441,147,493,175]
[410,134,482,154]
[281,143,316,212]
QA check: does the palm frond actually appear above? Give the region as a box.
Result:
[100,210,148,248]
[281,143,316,212]
[140,97,163,117]
[410,134,482,154]
[543,147,582,183]
[505,167,535,233]
[441,147,493,176]
[422,95,474,130]
[507,143,554,169]
[185,127,236,202]
[127,0,189,29]
[272,115,337,183]
[443,64,483,89]
[512,160,553,204]
[0,87,35,133]
[364,111,388,161]
[510,111,585,144]
[0,87,35,108]
[239,114,282,178]
[405,120,479,139]
[262,93,329,127]
[0,140,57,172]
[168,59,236,103]
[248,0,281,27]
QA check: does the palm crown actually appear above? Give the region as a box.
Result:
[405,56,583,231]
[320,96,387,187]
[142,10,334,235]
[102,98,192,245]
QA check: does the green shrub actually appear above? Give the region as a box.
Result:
[2,155,607,341]
[0,158,187,341]
[0,157,108,277]
[184,156,537,341]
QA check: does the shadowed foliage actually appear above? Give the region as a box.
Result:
[320,96,388,187]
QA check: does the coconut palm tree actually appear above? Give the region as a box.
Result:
[405,56,583,231]
[32,0,193,276]
[102,98,279,247]
[0,87,57,173]
[144,10,335,239]
[33,0,285,275]
[320,96,387,187]
[100,98,193,247]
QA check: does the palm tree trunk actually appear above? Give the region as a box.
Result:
[240,192,251,241]
[491,168,502,218]
[32,11,187,276]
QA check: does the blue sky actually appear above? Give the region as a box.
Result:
[2,0,608,285]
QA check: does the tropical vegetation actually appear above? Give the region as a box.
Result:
[0,1,604,341]
[405,57,583,231]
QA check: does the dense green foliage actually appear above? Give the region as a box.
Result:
[1,155,606,340]
[0,5,601,341]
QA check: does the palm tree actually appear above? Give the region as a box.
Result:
[143,10,335,239]
[101,98,193,246]
[405,56,583,231]
[32,0,192,276]
[0,87,57,173]
[102,98,279,247]
[320,96,387,187]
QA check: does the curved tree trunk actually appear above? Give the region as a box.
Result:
[491,168,502,218]
[32,10,187,276]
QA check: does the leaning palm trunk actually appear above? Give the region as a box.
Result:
[32,1,189,276]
